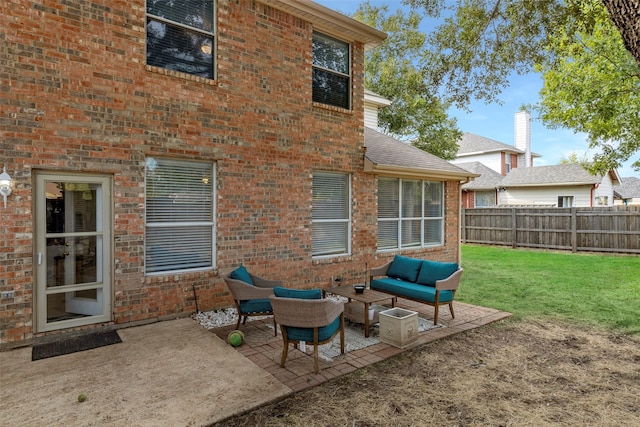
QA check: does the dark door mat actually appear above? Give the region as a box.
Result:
[32,330,122,361]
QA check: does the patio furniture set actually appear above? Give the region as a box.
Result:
[222,255,463,374]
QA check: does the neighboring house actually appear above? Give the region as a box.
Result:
[455,162,504,208]
[614,177,640,205]
[498,163,621,207]
[451,111,541,175]
[1,1,473,347]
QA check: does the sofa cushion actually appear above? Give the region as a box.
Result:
[273,286,322,300]
[371,278,453,303]
[386,255,423,282]
[416,260,459,286]
[239,298,272,314]
[229,265,253,285]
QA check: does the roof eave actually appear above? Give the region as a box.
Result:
[262,0,387,50]
[364,159,479,181]
[503,181,599,188]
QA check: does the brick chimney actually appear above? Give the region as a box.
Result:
[514,110,532,167]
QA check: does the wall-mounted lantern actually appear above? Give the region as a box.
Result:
[0,166,13,208]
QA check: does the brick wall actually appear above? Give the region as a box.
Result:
[0,0,461,345]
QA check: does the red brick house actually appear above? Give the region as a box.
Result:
[0,0,473,347]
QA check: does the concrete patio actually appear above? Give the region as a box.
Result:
[0,300,510,427]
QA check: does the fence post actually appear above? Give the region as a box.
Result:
[571,207,577,252]
[461,208,466,243]
[512,208,517,248]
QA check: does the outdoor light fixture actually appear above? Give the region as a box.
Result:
[0,166,12,208]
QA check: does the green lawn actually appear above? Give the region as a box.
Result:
[457,244,640,334]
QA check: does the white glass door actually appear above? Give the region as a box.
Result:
[35,173,112,332]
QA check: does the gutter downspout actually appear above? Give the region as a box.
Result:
[459,176,473,263]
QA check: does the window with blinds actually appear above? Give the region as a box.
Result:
[145,158,215,274]
[312,172,351,257]
[146,0,215,79]
[377,177,444,250]
[312,32,350,109]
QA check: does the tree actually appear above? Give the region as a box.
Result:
[405,0,639,173]
[559,152,589,165]
[353,3,461,160]
[601,0,640,67]
[537,1,640,174]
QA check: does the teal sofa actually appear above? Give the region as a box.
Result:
[369,255,463,324]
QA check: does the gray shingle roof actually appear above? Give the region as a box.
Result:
[455,162,504,190]
[457,132,524,155]
[614,176,640,198]
[364,127,475,179]
[500,163,603,187]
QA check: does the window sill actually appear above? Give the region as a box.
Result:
[312,102,353,115]
[145,65,217,86]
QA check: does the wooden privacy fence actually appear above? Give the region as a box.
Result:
[461,206,640,254]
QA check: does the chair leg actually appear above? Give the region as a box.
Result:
[235,315,242,330]
[280,327,289,368]
[449,302,455,319]
[272,316,277,336]
[242,315,248,326]
[313,328,319,374]
[433,304,439,325]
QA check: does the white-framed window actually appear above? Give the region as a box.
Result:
[146,0,215,79]
[145,158,215,274]
[558,196,574,207]
[377,177,444,250]
[596,196,609,206]
[475,191,496,207]
[312,32,350,109]
[312,172,351,257]
[505,153,511,173]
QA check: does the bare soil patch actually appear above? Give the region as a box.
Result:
[214,318,640,427]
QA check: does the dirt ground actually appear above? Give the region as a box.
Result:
[213,318,640,427]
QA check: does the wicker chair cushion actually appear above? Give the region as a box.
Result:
[239,298,272,314]
[273,286,322,300]
[283,316,341,342]
[229,266,254,285]
[416,260,459,286]
[387,255,423,282]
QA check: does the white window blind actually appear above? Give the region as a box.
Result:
[377,177,444,250]
[312,172,350,257]
[145,158,215,273]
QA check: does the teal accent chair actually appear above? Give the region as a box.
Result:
[223,266,283,335]
[269,291,344,374]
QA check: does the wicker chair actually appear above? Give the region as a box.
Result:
[270,292,344,374]
[223,267,283,335]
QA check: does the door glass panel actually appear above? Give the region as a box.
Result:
[46,289,100,322]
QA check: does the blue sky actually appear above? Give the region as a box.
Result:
[314,0,637,178]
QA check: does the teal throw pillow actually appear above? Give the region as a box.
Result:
[416,260,459,286]
[386,255,423,282]
[273,286,322,300]
[229,265,254,285]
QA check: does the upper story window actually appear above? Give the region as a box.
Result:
[505,153,511,173]
[312,32,350,109]
[146,0,215,79]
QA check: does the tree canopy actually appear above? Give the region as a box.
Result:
[353,4,461,160]
[359,0,639,173]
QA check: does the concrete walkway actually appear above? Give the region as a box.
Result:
[0,301,510,427]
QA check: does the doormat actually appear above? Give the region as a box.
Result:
[32,330,122,361]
